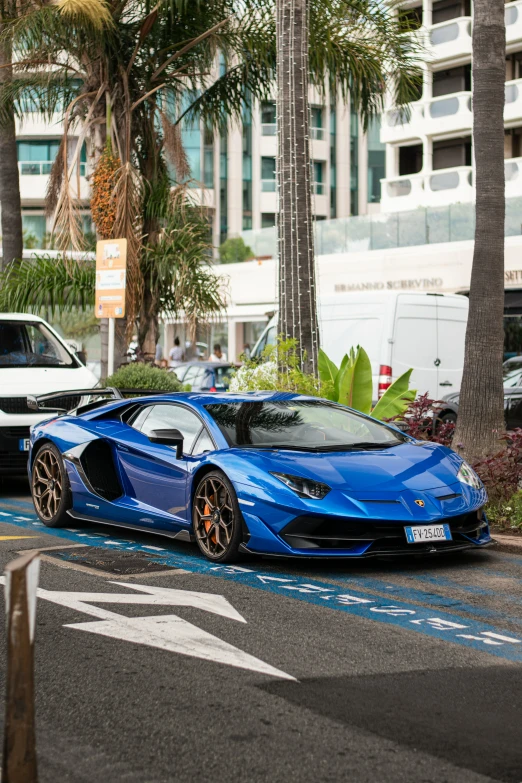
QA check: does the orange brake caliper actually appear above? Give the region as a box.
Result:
[203,498,217,543]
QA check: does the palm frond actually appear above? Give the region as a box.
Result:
[112,161,143,330]
[0,255,95,315]
[53,0,114,32]
[160,110,190,181]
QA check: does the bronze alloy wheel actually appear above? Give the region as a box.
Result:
[194,475,236,559]
[33,448,63,521]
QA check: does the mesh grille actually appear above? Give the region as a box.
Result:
[0,396,80,414]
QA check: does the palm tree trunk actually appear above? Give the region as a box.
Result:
[453,0,506,461]
[276,0,319,375]
[0,28,23,270]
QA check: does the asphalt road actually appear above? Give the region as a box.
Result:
[2,477,522,783]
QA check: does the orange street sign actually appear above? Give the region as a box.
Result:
[95,238,127,319]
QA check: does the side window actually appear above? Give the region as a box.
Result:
[192,428,215,455]
[139,404,202,453]
[130,405,154,431]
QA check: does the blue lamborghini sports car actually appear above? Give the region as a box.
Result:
[27,389,492,562]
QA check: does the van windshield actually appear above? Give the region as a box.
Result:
[0,321,75,368]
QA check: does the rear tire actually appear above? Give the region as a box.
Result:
[192,470,243,563]
[31,443,72,528]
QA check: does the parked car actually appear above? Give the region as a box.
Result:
[503,355,522,379]
[0,313,98,475]
[28,389,491,562]
[436,372,522,430]
[251,292,469,400]
[171,362,239,392]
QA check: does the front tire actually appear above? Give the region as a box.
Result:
[32,443,72,527]
[193,471,243,562]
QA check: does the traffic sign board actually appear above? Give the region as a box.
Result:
[95,238,127,319]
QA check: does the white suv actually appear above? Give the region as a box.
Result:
[0,313,98,475]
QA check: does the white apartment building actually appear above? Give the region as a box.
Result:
[381,0,522,212]
[14,86,384,249]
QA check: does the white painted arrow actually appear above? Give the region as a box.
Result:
[0,577,294,680]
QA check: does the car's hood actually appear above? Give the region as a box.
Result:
[233,442,463,491]
[0,366,97,395]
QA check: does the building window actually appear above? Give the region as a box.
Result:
[22,213,46,248]
[261,213,276,228]
[261,102,276,135]
[367,116,385,203]
[17,140,60,175]
[203,122,214,188]
[242,98,253,230]
[313,160,325,195]
[261,157,276,191]
[350,107,358,215]
[311,107,324,140]
[220,125,227,244]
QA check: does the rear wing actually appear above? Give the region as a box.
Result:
[27,387,170,414]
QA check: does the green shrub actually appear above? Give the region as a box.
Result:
[219,236,254,264]
[105,363,182,392]
[486,491,522,532]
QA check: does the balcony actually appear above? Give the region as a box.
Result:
[18,161,89,202]
[427,17,472,64]
[380,165,474,212]
[504,78,522,123]
[506,1,522,46]
[261,179,276,192]
[261,123,276,136]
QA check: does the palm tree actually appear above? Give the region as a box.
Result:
[276,0,422,373]
[453,0,506,460]
[0,0,23,270]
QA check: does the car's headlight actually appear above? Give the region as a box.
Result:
[457,461,482,489]
[270,472,331,499]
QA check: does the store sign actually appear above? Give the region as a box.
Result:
[505,269,522,285]
[335,277,444,293]
[95,238,127,319]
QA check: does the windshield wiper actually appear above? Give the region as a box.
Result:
[311,441,401,452]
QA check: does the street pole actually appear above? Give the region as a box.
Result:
[108,317,115,377]
[2,552,40,783]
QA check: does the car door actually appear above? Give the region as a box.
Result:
[115,403,204,524]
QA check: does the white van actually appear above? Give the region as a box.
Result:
[0,313,98,475]
[251,291,469,400]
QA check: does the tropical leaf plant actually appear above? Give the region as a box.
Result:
[318,347,417,421]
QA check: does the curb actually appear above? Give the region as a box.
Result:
[492,534,522,554]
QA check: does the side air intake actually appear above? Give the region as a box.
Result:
[79,440,122,502]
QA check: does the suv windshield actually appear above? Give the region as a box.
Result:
[0,321,75,368]
[205,400,406,450]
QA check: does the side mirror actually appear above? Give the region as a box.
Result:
[148,428,184,459]
[76,350,87,365]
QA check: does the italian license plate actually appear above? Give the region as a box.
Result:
[404,523,452,544]
[19,438,30,452]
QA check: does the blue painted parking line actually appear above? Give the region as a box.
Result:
[2,508,522,661]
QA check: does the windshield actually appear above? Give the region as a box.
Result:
[205,400,406,450]
[503,360,522,380]
[504,368,522,388]
[0,321,75,368]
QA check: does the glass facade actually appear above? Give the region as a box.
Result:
[17,140,60,175]
[350,107,358,215]
[220,125,228,244]
[367,116,385,203]
[242,98,253,230]
[203,122,214,188]
[261,157,276,191]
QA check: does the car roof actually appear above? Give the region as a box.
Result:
[0,313,45,322]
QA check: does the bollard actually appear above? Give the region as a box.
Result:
[1,552,40,783]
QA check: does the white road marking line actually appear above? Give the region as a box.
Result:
[481,631,522,643]
[141,545,166,551]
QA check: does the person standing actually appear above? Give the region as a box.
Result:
[209,343,227,362]
[168,336,184,367]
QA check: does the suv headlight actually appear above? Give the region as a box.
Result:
[270,472,331,499]
[457,461,482,489]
